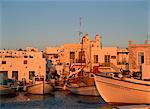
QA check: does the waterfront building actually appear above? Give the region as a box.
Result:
[0,47,46,83]
[0,34,131,83]
[45,47,61,65]
[46,34,129,74]
[128,40,150,79]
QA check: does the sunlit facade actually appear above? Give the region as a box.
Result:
[0,47,46,82]
[128,40,150,79]
[46,34,129,74]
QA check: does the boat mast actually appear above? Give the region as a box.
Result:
[89,41,92,72]
[79,17,83,67]
[146,34,149,41]
[79,17,83,42]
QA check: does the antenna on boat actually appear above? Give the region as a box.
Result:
[79,17,83,42]
[146,34,149,41]
[79,17,84,70]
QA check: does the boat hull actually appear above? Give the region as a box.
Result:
[68,85,99,96]
[94,74,150,104]
[27,82,54,94]
[0,85,16,95]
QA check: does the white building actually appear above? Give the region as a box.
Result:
[0,47,46,83]
[128,40,150,79]
[45,34,129,74]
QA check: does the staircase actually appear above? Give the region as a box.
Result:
[99,62,119,72]
[129,47,137,69]
[110,63,119,72]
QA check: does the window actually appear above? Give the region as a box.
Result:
[29,71,35,80]
[24,60,27,64]
[138,52,144,64]
[111,56,116,59]
[70,52,75,59]
[24,55,28,58]
[54,54,58,58]
[70,52,75,63]
[92,44,94,47]
[0,71,8,78]
[78,50,85,63]
[94,55,98,63]
[29,55,33,58]
[12,71,18,80]
[5,56,12,58]
[2,61,6,64]
[105,55,110,63]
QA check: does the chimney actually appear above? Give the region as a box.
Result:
[144,40,149,44]
[128,40,133,45]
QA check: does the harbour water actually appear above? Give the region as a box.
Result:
[1,91,149,109]
[0,90,114,109]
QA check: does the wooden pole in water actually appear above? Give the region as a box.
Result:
[43,78,44,94]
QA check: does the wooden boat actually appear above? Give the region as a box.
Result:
[0,85,16,95]
[67,70,99,96]
[27,76,54,95]
[94,72,150,104]
[66,34,99,96]
[0,77,16,95]
[68,84,99,96]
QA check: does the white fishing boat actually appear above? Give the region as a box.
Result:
[27,76,54,95]
[94,72,150,104]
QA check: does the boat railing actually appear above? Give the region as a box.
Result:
[124,78,150,85]
[95,72,150,86]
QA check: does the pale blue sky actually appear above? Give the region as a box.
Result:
[0,0,149,50]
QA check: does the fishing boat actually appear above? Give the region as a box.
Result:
[68,83,99,96]
[27,75,54,95]
[0,76,16,95]
[94,72,150,104]
[0,85,16,95]
[67,66,99,96]
[67,31,99,96]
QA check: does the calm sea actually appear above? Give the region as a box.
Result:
[0,91,116,109]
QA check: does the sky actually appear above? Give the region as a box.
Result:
[0,0,149,50]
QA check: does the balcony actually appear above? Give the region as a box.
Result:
[99,62,110,67]
[117,61,127,65]
[75,58,86,63]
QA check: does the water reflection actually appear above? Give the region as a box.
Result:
[0,91,109,109]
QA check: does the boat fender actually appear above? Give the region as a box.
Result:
[27,98,30,101]
[120,77,125,81]
[118,74,123,78]
[16,85,19,91]
[23,85,27,91]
